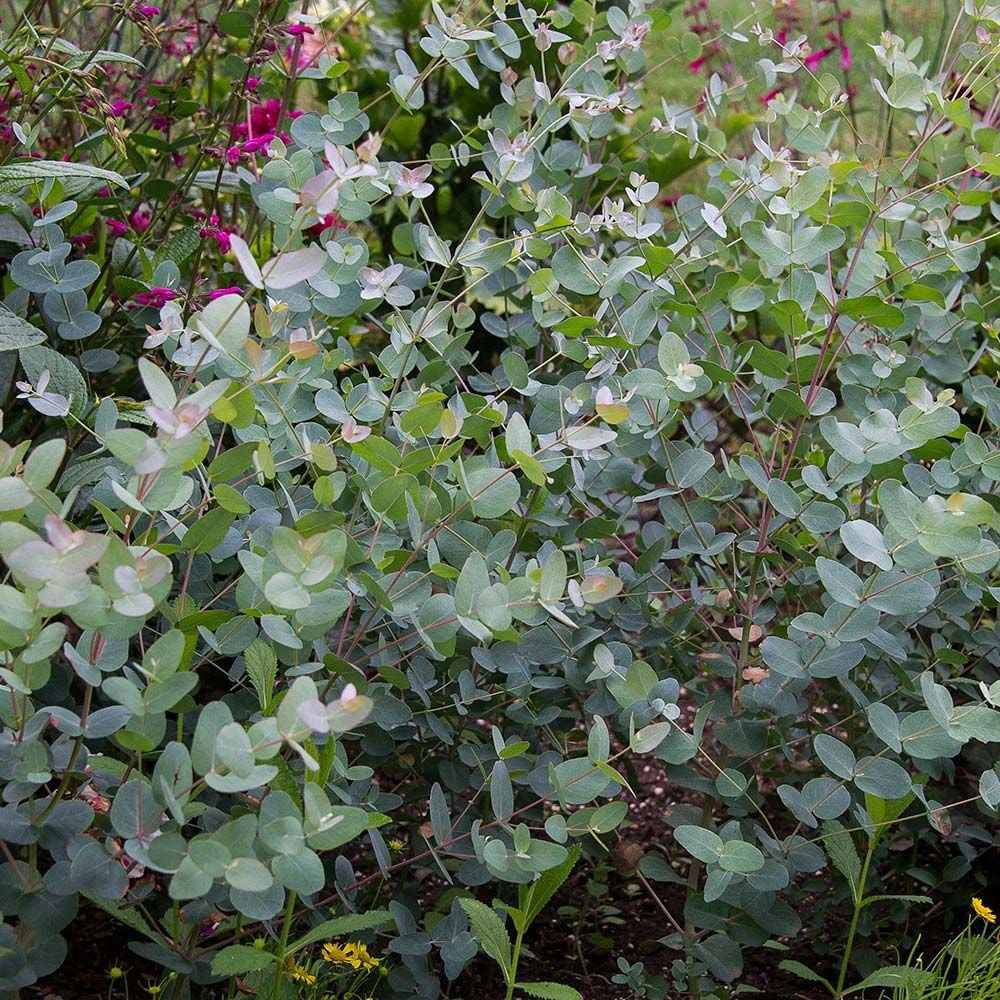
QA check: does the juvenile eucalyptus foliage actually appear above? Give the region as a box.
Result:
[0,0,999,996]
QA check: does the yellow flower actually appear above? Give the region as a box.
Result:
[322,942,352,965]
[322,940,380,971]
[109,966,126,980]
[285,959,317,985]
[344,942,380,971]
[388,838,405,852]
[972,897,997,924]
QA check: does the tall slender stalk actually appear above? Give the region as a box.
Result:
[835,841,876,998]
[271,890,298,999]
[504,922,526,1000]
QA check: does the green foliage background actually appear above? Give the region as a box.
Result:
[0,0,997,997]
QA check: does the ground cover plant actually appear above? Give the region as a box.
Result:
[0,0,998,996]
[876,906,1000,1000]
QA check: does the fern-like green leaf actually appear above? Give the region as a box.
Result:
[244,639,277,711]
[519,843,581,928]
[152,226,202,273]
[460,897,512,979]
[289,910,393,953]
[0,303,45,351]
[517,982,583,1000]
[822,819,862,901]
[778,960,835,993]
[0,159,128,192]
[860,893,933,909]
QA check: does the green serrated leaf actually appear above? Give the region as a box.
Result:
[842,965,932,994]
[860,893,933,909]
[516,983,583,1000]
[460,897,512,979]
[0,159,128,192]
[244,640,277,711]
[152,227,203,272]
[821,820,862,901]
[288,910,393,953]
[519,844,581,928]
[0,303,45,351]
[211,944,276,976]
[19,343,89,416]
[778,960,835,993]
[82,893,163,943]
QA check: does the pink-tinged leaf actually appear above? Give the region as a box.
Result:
[262,246,327,290]
[230,235,263,289]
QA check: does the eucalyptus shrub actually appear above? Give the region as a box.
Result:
[0,0,999,997]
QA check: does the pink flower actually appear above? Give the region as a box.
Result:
[688,55,707,75]
[199,216,235,254]
[134,287,177,308]
[208,286,242,300]
[225,145,241,165]
[130,208,152,232]
[230,99,303,145]
[839,44,852,69]
[285,44,311,71]
[135,3,159,17]
[241,134,273,154]
[246,77,261,92]
[306,212,345,239]
[287,23,314,36]
[804,47,834,71]
[109,100,133,117]
[107,219,129,237]
[250,98,281,138]
[760,86,783,106]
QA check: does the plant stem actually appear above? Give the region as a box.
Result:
[505,923,526,1000]
[271,890,298,999]
[36,684,93,825]
[683,747,727,1000]
[835,841,875,998]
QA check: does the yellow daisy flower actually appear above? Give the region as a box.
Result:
[285,959,317,985]
[972,897,997,924]
[388,838,405,852]
[344,942,380,971]
[321,940,381,971]
[322,941,352,965]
